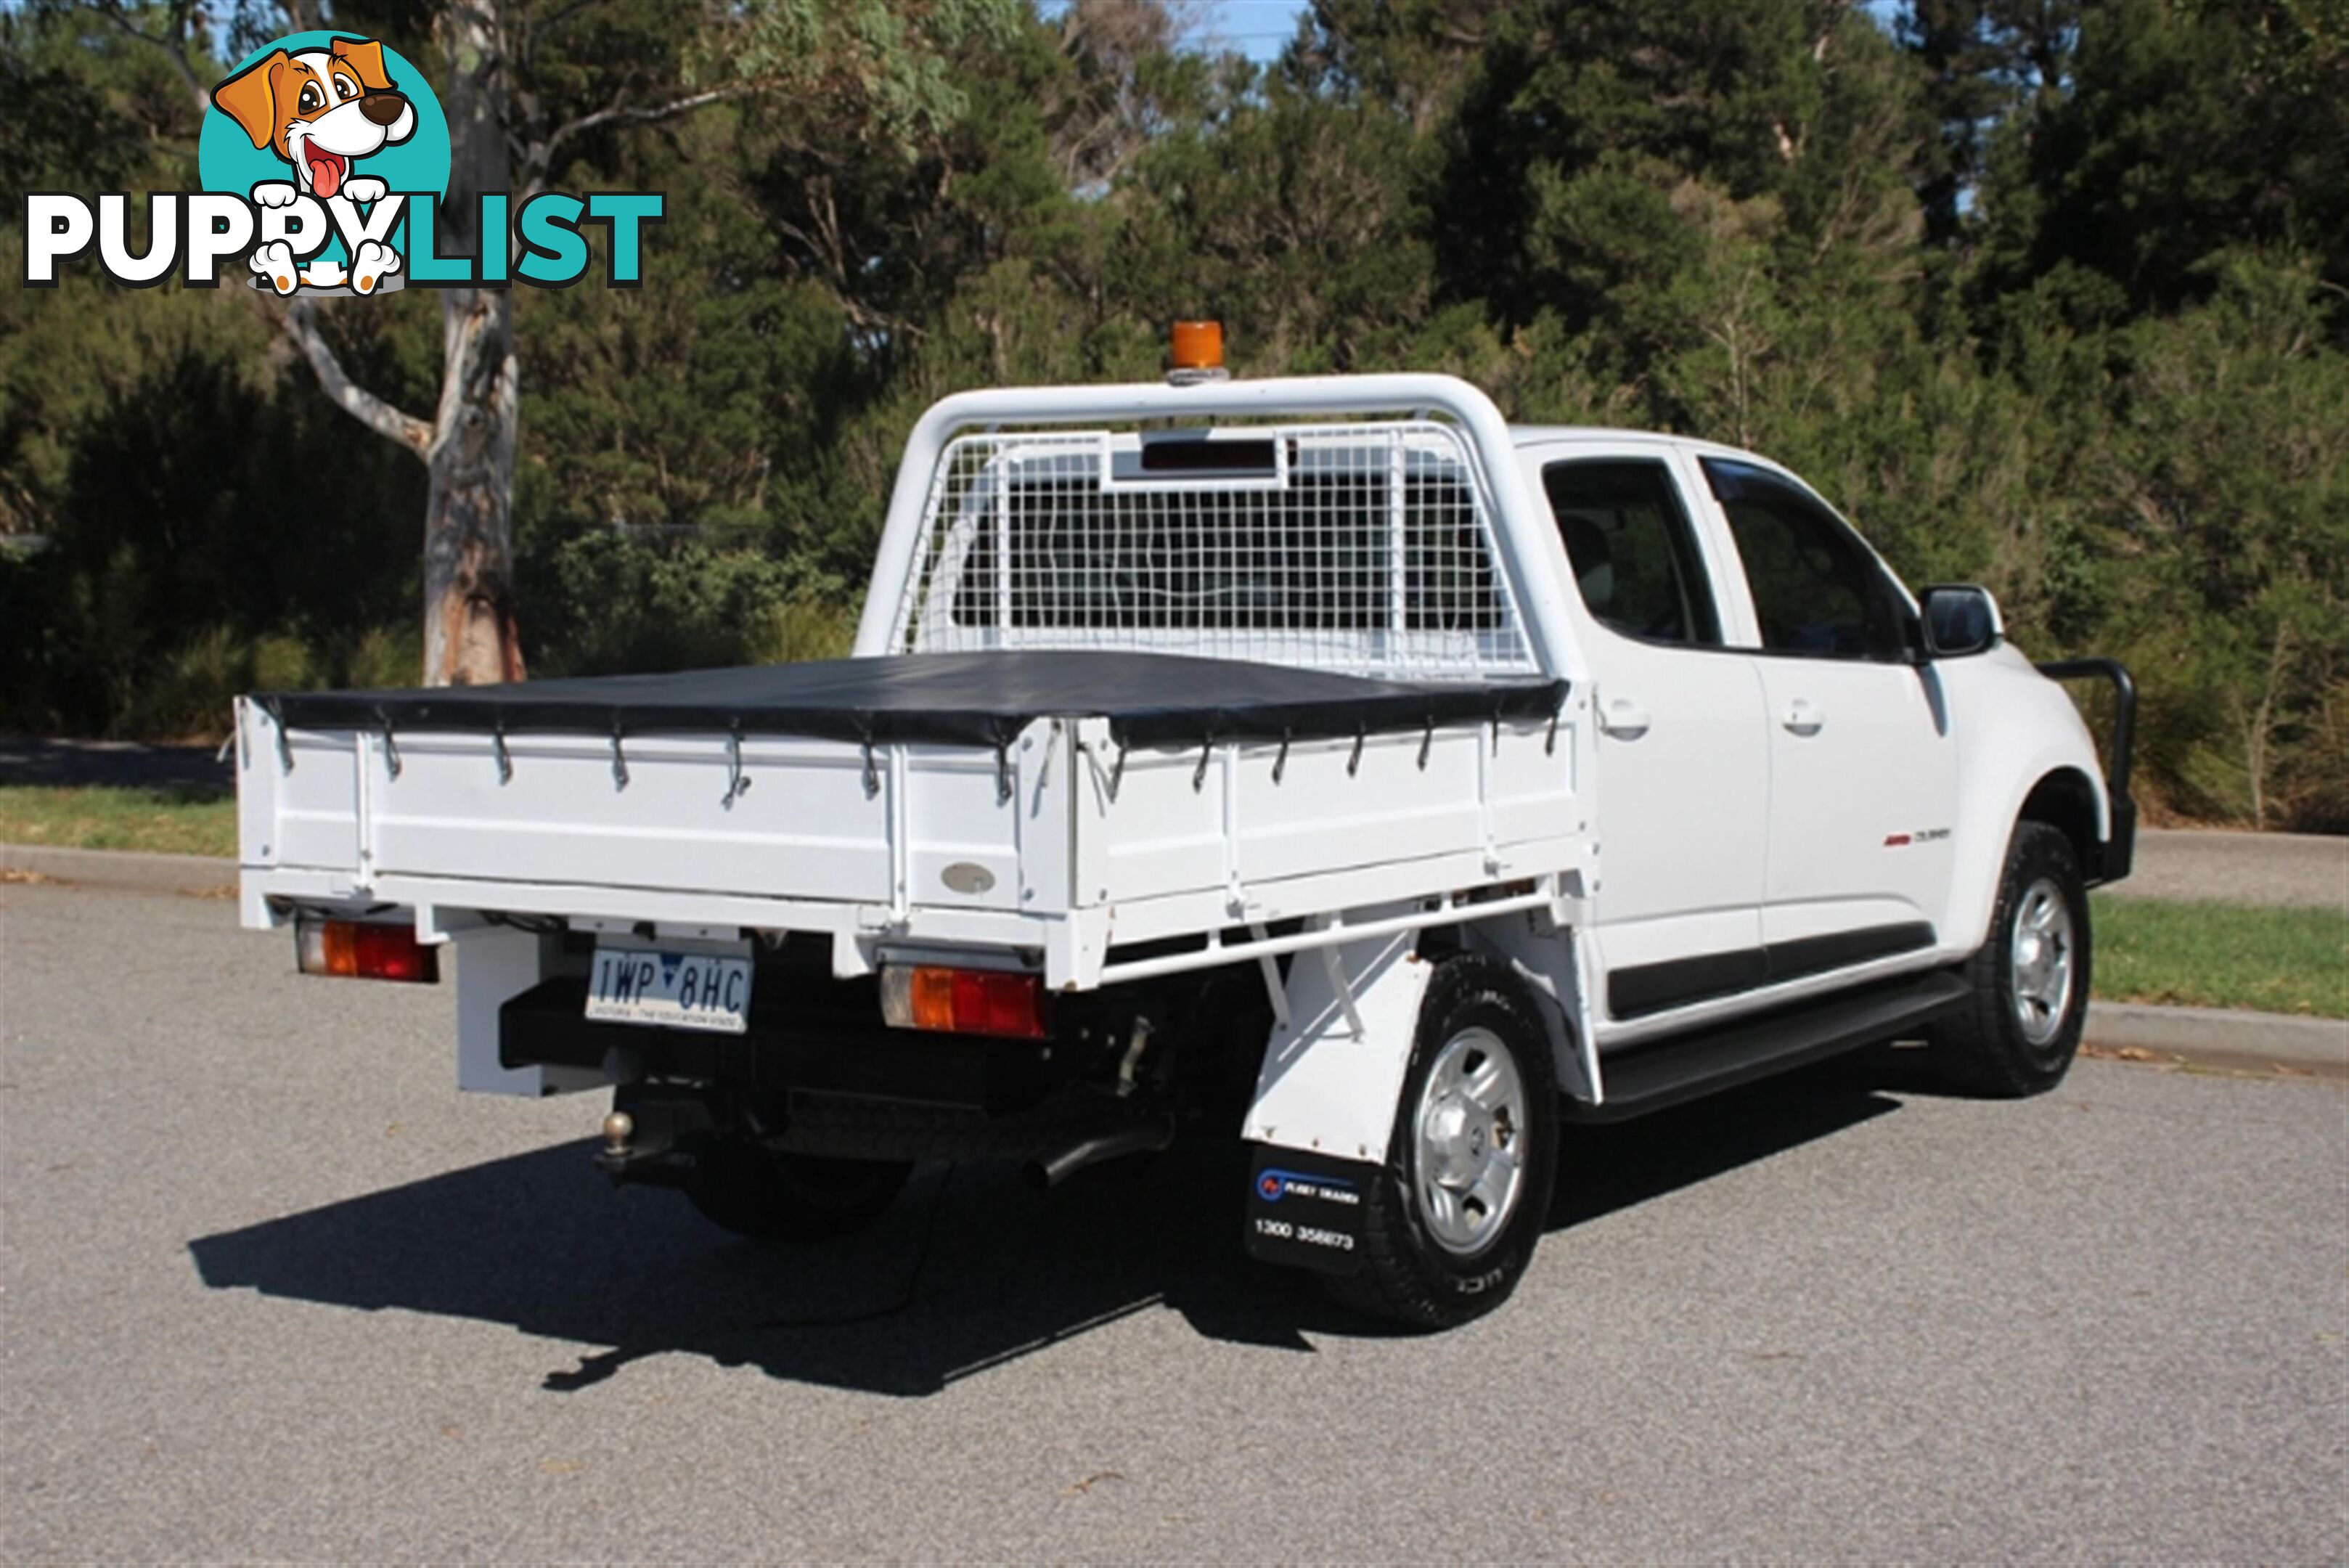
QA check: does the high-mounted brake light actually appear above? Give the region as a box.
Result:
[1168,319,1230,385]
[295,916,438,984]
[879,964,1047,1039]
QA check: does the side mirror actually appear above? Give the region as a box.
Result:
[1919,584,2003,658]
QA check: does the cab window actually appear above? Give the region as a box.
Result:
[1702,458,1907,661]
[1540,460,1721,647]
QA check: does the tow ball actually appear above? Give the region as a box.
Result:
[590,1090,716,1185]
[602,1111,635,1160]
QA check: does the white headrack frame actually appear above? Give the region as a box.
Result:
[854,374,1576,679]
[885,420,1537,679]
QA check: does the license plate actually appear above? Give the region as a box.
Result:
[584,943,753,1034]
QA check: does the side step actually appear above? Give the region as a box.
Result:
[1570,970,1972,1123]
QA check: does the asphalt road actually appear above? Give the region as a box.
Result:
[0,736,232,795]
[4,882,2344,1561]
[2101,828,2348,911]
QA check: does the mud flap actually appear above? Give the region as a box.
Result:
[1241,920,1431,1163]
[1245,1144,1374,1275]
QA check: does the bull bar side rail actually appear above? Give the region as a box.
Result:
[2035,656,2138,884]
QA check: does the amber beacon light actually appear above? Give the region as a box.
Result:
[1168,319,1230,385]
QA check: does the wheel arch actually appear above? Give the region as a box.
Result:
[1944,758,2112,958]
[1461,915,1601,1106]
[1937,651,2115,957]
[2018,767,2103,875]
[1243,921,1592,1168]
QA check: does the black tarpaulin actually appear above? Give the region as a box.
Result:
[254,650,1566,751]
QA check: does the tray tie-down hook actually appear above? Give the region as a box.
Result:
[994,736,1014,806]
[375,706,401,780]
[609,722,629,791]
[492,717,513,784]
[1418,715,1435,771]
[860,735,881,799]
[274,711,295,774]
[1545,703,1560,756]
[1109,738,1129,802]
[1271,728,1293,785]
[722,724,751,809]
[1192,736,1215,792]
[1347,724,1365,777]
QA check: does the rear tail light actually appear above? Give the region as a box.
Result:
[295,917,438,984]
[879,964,1047,1039]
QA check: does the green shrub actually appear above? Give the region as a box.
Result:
[129,626,248,741]
[250,632,315,694]
[748,590,860,665]
[343,625,421,690]
[518,529,843,677]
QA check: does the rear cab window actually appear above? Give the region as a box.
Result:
[1540,459,1723,647]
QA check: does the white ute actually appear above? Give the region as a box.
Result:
[234,344,2136,1327]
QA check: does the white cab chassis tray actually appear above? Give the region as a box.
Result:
[234,696,1590,992]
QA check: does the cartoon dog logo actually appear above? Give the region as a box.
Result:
[210,36,414,295]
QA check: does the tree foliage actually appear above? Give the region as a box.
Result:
[2,0,2344,828]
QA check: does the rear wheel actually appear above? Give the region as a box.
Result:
[1325,955,1558,1329]
[1929,820,2091,1097]
[685,1138,913,1242]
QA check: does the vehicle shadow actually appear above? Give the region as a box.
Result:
[187,1061,1906,1398]
[1554,1050,1912,1228]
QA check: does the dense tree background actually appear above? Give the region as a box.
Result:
[3,0,2344,828]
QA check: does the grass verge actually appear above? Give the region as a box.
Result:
[2091,894,2347,1018]
[0,785,237,858]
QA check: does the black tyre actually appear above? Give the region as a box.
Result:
[1324,955,1558,1329]
[685,1139,913,1242]
[1929,820,2091,1098]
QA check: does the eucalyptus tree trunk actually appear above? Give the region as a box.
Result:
[423,3,525,685]
[423,289,523,685]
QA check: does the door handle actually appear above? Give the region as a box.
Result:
[1600,697,1652,740]
[1782,699,1826,736]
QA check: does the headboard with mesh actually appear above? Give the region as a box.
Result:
[883,421,1537,679]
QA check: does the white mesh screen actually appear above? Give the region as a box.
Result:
[887,422,1536,678]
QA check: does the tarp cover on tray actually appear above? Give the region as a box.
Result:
[255,650,1567,751]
